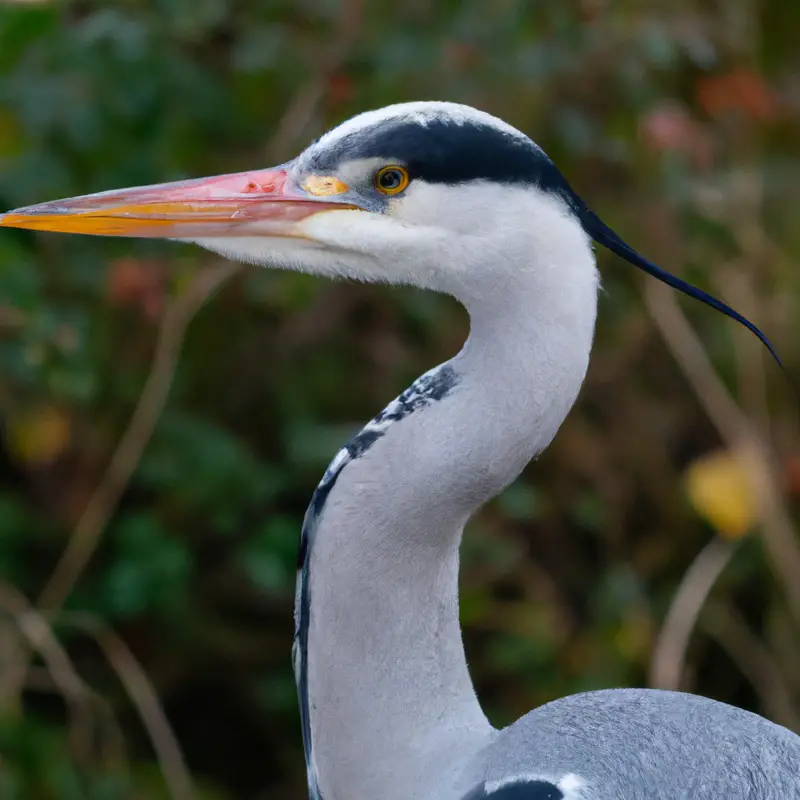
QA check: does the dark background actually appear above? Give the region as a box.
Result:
[1,1,799,798]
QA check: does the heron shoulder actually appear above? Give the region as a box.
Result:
[477,688,800,798]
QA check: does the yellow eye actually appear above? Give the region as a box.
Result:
[375,166,410,195]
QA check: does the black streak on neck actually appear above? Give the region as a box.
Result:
[293,364,459,799]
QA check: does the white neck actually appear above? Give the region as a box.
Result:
[297,207,598,800]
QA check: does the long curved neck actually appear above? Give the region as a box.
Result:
[297,230,598,800]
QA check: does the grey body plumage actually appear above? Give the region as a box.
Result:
[2,101,798,800]
[475,689,800,798]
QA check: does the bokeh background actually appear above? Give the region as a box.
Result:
[1,1,800,798]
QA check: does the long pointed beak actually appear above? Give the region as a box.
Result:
[0,166,358,239]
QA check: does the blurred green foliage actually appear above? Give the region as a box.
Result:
[1,1,800,798]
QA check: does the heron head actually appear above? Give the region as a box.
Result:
[0,103,584,295]
[0,100,779,363]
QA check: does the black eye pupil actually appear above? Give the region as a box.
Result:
[379,170,402,189]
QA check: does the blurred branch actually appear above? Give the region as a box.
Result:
[644,280,800,621]
[649,537,735,690]
[36,0,366,613]
[0,306,26,330]
[644,281,748,443]
[702,600,800,732]
[62,613,196,800]
[0,582,193,797]
[265,0,365,161]
[0,582,95,760]
[0,617,26,718]
[38,262,240,611]
[24,666,127,769]
[717,265,771,429]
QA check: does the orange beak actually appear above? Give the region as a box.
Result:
[0,166,357,239]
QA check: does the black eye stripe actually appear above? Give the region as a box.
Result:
[309,118,561,191]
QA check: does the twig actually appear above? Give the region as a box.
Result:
[0,582,186,795]
[0,582,95,760]
[62,613,196,800]
[0,306,26,329]
[38,262,239,611]
[643,280,748,444]
[644,280,800,621]
[649,537,736,690]
[702,600,800,732]
[24,666,127,770]
[37,0,367,611]
[715,265,771,430]
[0,617,27,718]
[265,0,366,161]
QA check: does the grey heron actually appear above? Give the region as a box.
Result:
[2,101,798,800]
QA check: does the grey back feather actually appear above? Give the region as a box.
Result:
[477,688,800,799]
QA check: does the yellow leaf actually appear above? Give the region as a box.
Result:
[6,405,71,465]
[683,449,756,540]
